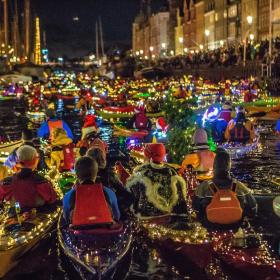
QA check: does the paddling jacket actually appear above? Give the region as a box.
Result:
[180,149,215,174]
[37,118,74,140]
[126,162,188,218]
[193,178,257,222]
[63,180,120,225]
[0,169,57,209]
[225,119,255,143]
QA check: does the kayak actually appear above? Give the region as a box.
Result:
[140,216,213,272]
[58,214,133,279]
[113,125,149,139]
[221,134,260,159]
[96,109,164,120]
[213,230,280,279]
[0,205,61,277]
[0,140,22,154]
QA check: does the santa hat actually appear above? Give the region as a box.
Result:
[144,143,166,163]
[82,115,99,139]
[91,138,108,155]
[156,117,168,131]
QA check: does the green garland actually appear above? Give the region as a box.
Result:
[164,94,196,163]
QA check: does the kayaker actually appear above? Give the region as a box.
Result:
[179,128,215,177]
[219,101,232,123]
[63,156,120,225]
[37,108,73,140]
[126,143,188,218]
[0,145,57,209]
[193,148,257,228]
[48,128,75,172]
[86,147,133,216]
[76,114,108,156]
[225,106,255,143]
[128,105,151,130]
[4,129,46,171]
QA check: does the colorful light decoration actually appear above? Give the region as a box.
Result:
[34,17,42,65]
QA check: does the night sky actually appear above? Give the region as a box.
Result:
[33,0,166,58]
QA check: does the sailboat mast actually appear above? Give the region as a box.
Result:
[95,21,99,60]
[99,17,104,58]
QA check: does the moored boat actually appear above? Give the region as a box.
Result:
[0,204,61,278]
[58,214,133,279]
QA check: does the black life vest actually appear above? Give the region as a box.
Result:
[229,120,250,143]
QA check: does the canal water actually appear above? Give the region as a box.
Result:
[1,98,280,280]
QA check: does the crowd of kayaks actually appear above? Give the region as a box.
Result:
[1,144,280,279]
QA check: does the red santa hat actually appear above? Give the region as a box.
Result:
[144,143,166,163]
[156,117,168,132]
[81,115,99,139]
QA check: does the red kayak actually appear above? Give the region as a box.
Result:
[213,231,280,279]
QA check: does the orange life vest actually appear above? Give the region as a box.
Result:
[48,120,63,140]
[206,182,243,225]
[72,184,113,227]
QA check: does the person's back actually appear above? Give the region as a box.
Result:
[37,108,73,140]
[0,145,57,209]
[180,128,215,174]
[225,107,255,143]
[50,128,74,171]
[63,157,120,225]
[193,148,257,228]
[126,143,187,218]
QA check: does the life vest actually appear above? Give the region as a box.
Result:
[196,150,215,172]
[206,182,243,225]
[62,143,75,171]
[219,110,231,123]
[135,112,148,129]
[229,120,250,143]
[72,184,113,227]
[48,120,63,140]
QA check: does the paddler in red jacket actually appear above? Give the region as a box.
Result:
[0,145,57,209]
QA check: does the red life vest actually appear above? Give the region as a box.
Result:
[135,112,148,129]
[48,120,63,140]
[197,150,215,172]
[72,184,113,227]
[62,143,75,171]
[219,110,231,123]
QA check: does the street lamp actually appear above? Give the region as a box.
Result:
[249,34,254,41]
[199,44,204,51]
[179,37,183,55]
[205,29,210,50]
[243,16,253,66]
[184,48,188,53]
[140,49,144,55]
[161,43,166,49]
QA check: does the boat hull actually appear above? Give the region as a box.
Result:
[58,214,132,279]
